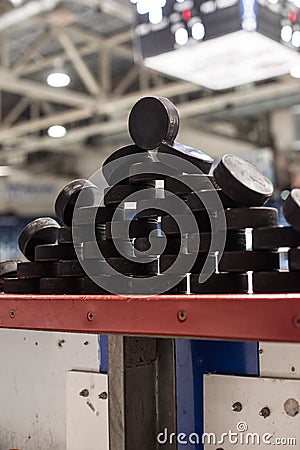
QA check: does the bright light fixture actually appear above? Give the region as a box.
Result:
[175,27,189,46]
[145,30,300,90]
[47,72,70,87]
[281,25,293,42]
[192,22,205,40]
[10,0,23,6]
[47,125,67,138]
[292,30,300,47]
[149,7,163,24]
[290,65,300,78]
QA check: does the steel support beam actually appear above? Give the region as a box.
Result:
[108,336,177,450]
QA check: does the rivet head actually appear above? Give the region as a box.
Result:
[231,402,243,412]
[177,310,187,322]
[259,406,271,418]
[79,389,89,397]
[9,309,15,318]
[87,311,94,321]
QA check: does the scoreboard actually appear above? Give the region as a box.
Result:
[132,0,300,89]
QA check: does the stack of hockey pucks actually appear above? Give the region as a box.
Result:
[248,188,300,293]
[3,180,109,294]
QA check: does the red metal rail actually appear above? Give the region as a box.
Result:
[1,293,300,342]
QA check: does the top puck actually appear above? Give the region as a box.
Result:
[55,179,100,227]
[18,217,60,261]
[282,189,300,233]
[128,96,179,150]
[213,154,274,206]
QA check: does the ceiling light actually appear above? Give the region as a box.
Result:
[290,65,300,77]
[292,31,300,47]
[281,25,293,42]
[47,72,70,87]
[149,7,163,24]
[175,27,188,46]
[47,125,67,138]
[192,22,205,40]
[10,0,23,6]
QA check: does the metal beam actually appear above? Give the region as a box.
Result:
[113,66,138,96]
[1,97,29,127]
[0,68,95,108]
[58,32,101,96]
[13,30,53,76]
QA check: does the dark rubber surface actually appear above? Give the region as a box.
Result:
[18,217,60,261]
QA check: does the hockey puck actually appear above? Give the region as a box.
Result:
[218,251,279,272]
[288,247,300,271]
[128,96,179,150]
[58,227,73,244]
[282,189,300,233]
[4,277,40,294]
[161,212,213,235]
[104,184,154,206]
[107,256,158,275]
[134,236,181,256]
[190,273,248,293]
[18,217,60,262]
[252,271,300,293]
[0,260,18,277]
[82,240,133,260]
[185,189,238,212]
[213,154,274,206]
[73,206,115,226]
[102,145,151,185]
[158,141,213,174]
[72,224,106,244]
[106,219,158,240]
[135,197,189,219]
[165,174,217,195]
[186,231,247,253]
[17,261,59,278]
[35,243,77,262]
[55,179,100,227]
[40,277,87,294]
[129,160,180,184]
[253,226,300,250]
[217,207,278,231]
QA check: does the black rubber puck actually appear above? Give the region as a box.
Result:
[217,207,278,231]
[17,261,59,278]
[40,277,87,294]
[4,277,40,294]
[102,145,151,185]
[135,197,190,219]
[165,174,217,195]
[160,253,200,273]
[288,247,300,271]
[73,206,115,226]
[128,96,179,150]
[158,141,213,174]
[185,189,238,212]
[161,212,213,235]
[55,179,100,227]
[186,231,247,254]
[82,240,133,259]
[134,236,181,256]
[218,251,279,272]
[106,256,158,275]
[72,224,106,244]
[35,243,77,262]
[213,154,274,206]
[58,227,73,244]
[129,161,180,184]
[106,219,158,240]
[253,226,300,250]
[104,184,154,206]
[0,260,18,277]
[252,271,300,293]
[282,189,300,233]
[190,273,248,293]
[18,217,60,262]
